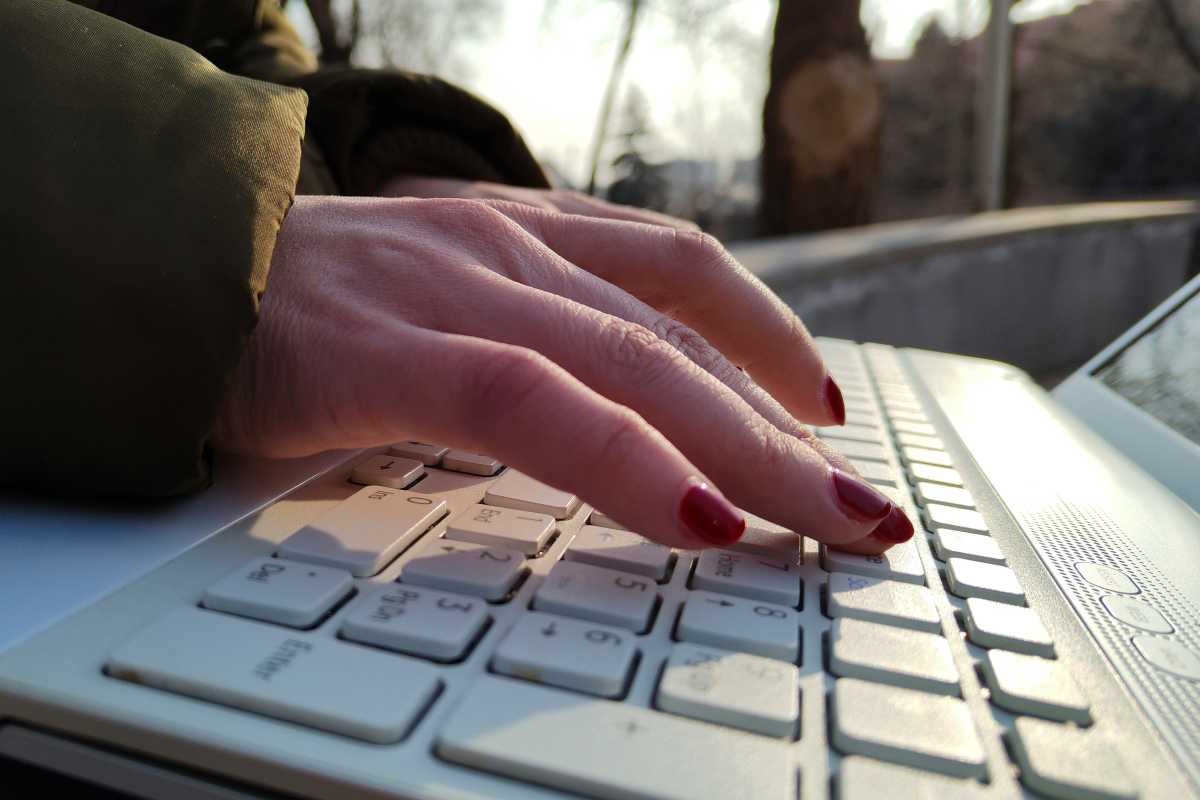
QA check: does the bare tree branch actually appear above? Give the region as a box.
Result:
[586,0,643,196]
[1156,0,1200,78]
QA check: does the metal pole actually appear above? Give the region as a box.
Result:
[978,0,1013,210]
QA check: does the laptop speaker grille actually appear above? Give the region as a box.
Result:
[1021,498,1200,775]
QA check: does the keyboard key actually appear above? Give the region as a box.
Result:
[914,482,974,509]
[108,608,441,744]
[691,550,801,607]
[201,558,352,629]
[982,650,1090,723]
[875,379,914,395]
[400,538,526,601]
[826,572,940,633]
[438,676,795,800]
[729,512,801,560]
[902,446,954,468]
[894,431,943,450]
[656,644,800,737]
[444,504,555,556]
[1074,562,1138,594]
[483,469,580,519]
[947,559,1025,605]
[534,560,658,632]
[676,591,800,662]
[931,529,1005,565]
[885,408,929,424]
[828,618,959,695]
[822,439,890,463]
[964,597,1053,657]
[924,504,988,534]
[441,450,502,476]
[878,390,917,405]
[815,424,884,444]
[844,396,877,414]
[588,509,628,530]
[340,585,490,662]
[838,757,990,799]
[278,487,447,577]
[1131,635,1200,680]
[874,384,915,400]
[1100,594,1173,633]
[848,458,899,487]
[1009,717,1137,800]
[876,485,911,508]
[877,384,916,399]
[565,525,672,580]
[831,678,986,779]
[882,397,923,414]
[891,419,937,437]
[349,454,424,489]
[492,612,637,697]
[821,539,924,585]
[840,387,874,406]
[845,409,883,428]
[388,441,448,465]
[908,462,963,486]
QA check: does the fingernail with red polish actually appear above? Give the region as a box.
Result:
[824,375,846,425]
[680,482,745,547]
[831,468,892,522]
[870,505,915,544]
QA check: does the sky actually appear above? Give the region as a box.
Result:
[287,0,1095,187]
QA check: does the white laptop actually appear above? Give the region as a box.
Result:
[1,273,1199,800]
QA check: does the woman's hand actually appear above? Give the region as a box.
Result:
[378,175,698,231]
[214,195,912,553]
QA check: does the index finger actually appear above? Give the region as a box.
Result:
[494,204,844,426]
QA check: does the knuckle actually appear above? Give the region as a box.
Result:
[593,412,650,471]
[669,229,742,309]
[450,200,513,239]
[671,228,727,267]
[601,318,677,381]
[469,348,554,413]
[756,424,798,474]
[783,310,812,347]
[808,434,855,472]
[649,317,723,371]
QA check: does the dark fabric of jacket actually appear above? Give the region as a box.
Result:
[1,0,548,497]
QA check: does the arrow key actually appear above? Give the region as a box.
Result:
[350,454,425,489]
[491,612,638,697]
[676,590,801,662]
[565,525,672,579]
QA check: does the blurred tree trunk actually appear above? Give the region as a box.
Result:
[306,0,360,65]
[759,0,882,235]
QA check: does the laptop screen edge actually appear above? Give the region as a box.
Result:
[1054,273,1200,513]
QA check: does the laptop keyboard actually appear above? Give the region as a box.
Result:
[99,341,1141,800]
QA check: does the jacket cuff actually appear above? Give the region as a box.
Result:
[0,0,306,497]
[287,68,549,196]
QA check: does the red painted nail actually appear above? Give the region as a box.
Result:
[680,482,745,547]
[824,375,846,425]
[831,469,892,522]
[870,505,915,544]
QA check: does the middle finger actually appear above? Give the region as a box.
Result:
[438,276,905,549]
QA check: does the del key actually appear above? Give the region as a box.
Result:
[278,487,447,577]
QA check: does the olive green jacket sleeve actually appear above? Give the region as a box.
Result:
[0,0,306,496]
[285,67,550,196]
